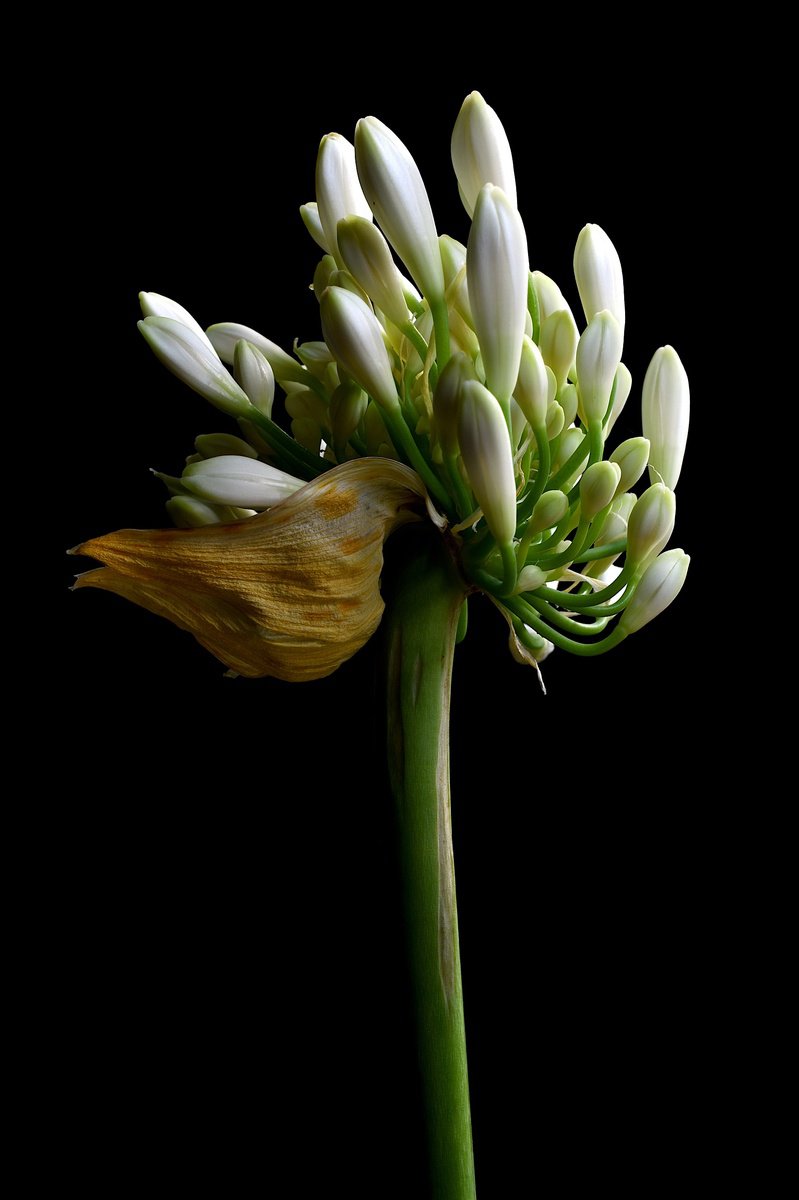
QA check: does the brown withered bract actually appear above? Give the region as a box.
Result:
[72,458,429,681]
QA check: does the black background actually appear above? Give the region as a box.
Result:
[49,42,742,1197]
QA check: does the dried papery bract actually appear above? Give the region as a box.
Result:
[73,459,427,681]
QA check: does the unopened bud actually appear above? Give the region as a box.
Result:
[467,184,529,403]
[609,437,649,493]
[355,115,444,302]
[573,223,625,334]
[459,380,517,545]
[529,489,569,534]
[451,91,517,217]
[233,339,275,418]
[618,549,689,635]
[337,215,410,327]
[641,345,690,489]
[580,461,621,520]
[626,483,676,572]
[576,310,623,425]
[138,316,251,416]
[182,455,304,509]
[539,309,578,390]
[319,286,399,413]
[316,133,372,265]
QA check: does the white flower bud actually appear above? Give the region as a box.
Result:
[641,345,690,489]
[319,286,399,413]
[194,433,259,460]
[576,310,623,425]
[315,134,372,266]
[529,271,572,323]
[299,201,331,254]
[458,380,517,545]
[138,292,216,354]
[529,489,569,535]
[138,317,251,417]
[589,492,636,576]
[619,549,690,635]
[433,352,475,456]
[514,336,549,430]
[559,382,578,428]
[573,223,625,335]
[467,184,529,403]
[450,91,517,218]
[514,564,547,593]
[206,323,306,387]
[546,400,565,440]
[182,455,303,509]
[166,496,255,528]
[609,437,650,493]
[539,309,578,390]
[580,461,622,520]
[233,339,275,418]
[329,383,368,449]
[605,362,632,436]
[355,116,445,302]
[626,483,676,572]
[337,216,410,328]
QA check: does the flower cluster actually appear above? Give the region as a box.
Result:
[74,92,689,679]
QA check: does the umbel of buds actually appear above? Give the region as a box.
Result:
[77,89,689,682]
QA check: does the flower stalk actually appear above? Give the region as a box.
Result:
[383,527,475,1200]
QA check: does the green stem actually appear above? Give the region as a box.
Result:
[383,529,475,1200]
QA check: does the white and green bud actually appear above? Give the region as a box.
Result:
[590,492,637,576]
[233,339,275,418]
[354,116,445,302]
[194,433,259,460]
[559,383,579,429]
[313,255,338,298]
[610,437,650,493]
[530,272,573,324]
[283,386,328,429]
[337,215,410,327]
[458,380,518,545]
[138,316,251,417]
[529,489,569,535]
[291,417,322,454]
[166,495,255,528]
[573,223,625,335]
[539,309,578,390]
[299,201,331,254]
[327,268,371,305]
[319,285,399,413]
[439,235,472,324]
[330,382,368,450]
[605,362,633,436]
[450,91,517,218]
[641,345,690,489]
[315,133,372,266]
[514,336,549,430]
[467,184,529,403]
[182,455,304,509]
[580,461,622,520]
[545,400,565,441]
[206,322,306,387]
[514,564,547,593]
[433,352,475,456]
[626,483,676,572]
[618,549,689,635]
[552,426,585,484]
[576,310,623,425]
[138,291,215,354]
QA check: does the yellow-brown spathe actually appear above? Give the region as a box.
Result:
[73,459,427,681]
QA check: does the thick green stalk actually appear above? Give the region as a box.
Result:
[383,529,475,1200]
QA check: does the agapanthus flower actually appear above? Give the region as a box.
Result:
[73,90,690,680]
